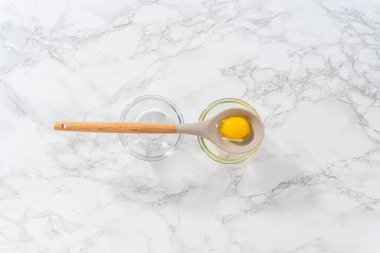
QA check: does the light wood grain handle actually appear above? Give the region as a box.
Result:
[54,121,177,134]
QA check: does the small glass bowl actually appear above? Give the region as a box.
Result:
[119,95,184,161]
[198,98,263,164]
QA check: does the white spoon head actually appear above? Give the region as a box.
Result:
[205,108,265,154]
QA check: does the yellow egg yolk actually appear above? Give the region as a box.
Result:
[220,116,251,142]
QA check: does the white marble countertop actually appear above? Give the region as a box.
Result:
[1,0,380,252]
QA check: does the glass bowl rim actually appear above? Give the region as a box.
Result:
[119,95,184,161]
[197,98,262,164]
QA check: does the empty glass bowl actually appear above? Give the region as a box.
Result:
[197,98,263,164]
[119,95,184,161]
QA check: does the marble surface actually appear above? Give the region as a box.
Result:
[1,0,380,252]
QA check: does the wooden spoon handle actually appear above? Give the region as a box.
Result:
[54,121,177,133]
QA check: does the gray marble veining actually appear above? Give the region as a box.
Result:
[0,0,380,252]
